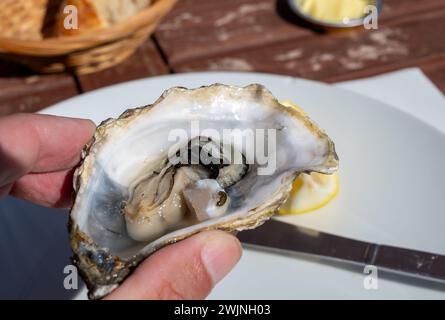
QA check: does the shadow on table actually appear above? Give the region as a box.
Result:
[275,0,325,33]
[0,58,35,78]
[0,196,85,299]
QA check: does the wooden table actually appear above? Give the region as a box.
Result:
[1,0,444,116]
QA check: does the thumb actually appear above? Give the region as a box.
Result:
[105,231,242,300]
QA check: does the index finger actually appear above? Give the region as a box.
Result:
[0,113,95,188]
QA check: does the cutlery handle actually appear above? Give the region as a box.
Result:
[237,220,445,284]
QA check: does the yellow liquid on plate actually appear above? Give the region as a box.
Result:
[297,0,369,23]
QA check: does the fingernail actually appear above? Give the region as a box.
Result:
[73,118,96,135]
[201,233,242,285]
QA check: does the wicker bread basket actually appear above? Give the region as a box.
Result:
[0,0,177,75]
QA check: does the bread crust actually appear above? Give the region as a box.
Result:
[53,0,152,37]
[0,0,48,40]
[53,0,106,37]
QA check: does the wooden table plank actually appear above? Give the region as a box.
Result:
[155,0,312,65]
[421,59,445,95]
[2,0,444,117]
[0,61,79,116]
[155,0,445,66]
[380,0,445,19]
[76,38,169,92]
[171,7,445,93]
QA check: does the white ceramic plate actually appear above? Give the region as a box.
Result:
[1,72,445,299]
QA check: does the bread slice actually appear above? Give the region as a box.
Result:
[94,0,153,24]
[0,0,48,40]
[53,0,152,36]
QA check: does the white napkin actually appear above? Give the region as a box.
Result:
[336,68,445,134]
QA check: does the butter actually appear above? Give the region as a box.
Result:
[297,0,369,23]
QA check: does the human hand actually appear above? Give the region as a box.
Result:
[0,113,242,299]
[0,113,96,206]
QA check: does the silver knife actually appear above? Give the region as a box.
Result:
[237,219,445,285]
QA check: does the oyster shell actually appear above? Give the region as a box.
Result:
[69,84,338,299]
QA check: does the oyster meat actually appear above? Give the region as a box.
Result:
[69,84,338,299]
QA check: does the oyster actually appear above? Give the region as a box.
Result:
[70,84,338,299]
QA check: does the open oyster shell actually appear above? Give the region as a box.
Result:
[69,84,338,299]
